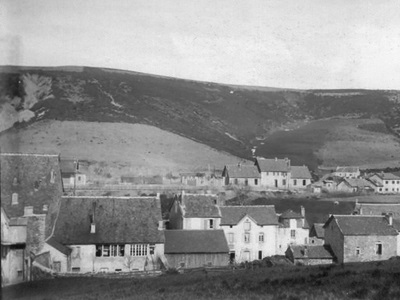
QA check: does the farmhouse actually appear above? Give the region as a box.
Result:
[219,206,279,263]
[222,163,260,187]
[1,153,64,281]
[286,245,335,265]
[255,157,291,189]
[309,223,325,245]
[290,166,312,189]
[51,196,166,273]
[334,167,360,179]
[367,173,400,194]
[164,230,229,268]
[323,215,398,264]
[168,193,221,230]
[342,178,375,193]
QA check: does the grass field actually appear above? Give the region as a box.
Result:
[2,260,400,299]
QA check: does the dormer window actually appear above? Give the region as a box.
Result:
[12,193,18,205]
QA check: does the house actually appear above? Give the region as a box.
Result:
[276,206,310,255]
[168,193,221,230]
[255,157,291,189]
[51,196,166,273]
[286,245,335,265]
[164,230,229,268]
[1,208,27,286]
[60,159,87,186]
[323,215,398,264]
[309,223,325,245]
[1,153,64,281]
[290,166,312,189]
[368,173,400,194]
[334,167,360,179]
[342,178,376,193]
[336,179,358,193]
[222,163,261,187]
[219,206,279,263]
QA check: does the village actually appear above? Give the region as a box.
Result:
[1,152,400,287]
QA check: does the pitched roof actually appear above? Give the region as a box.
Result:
[354,203,400,218]
[223,164,260,178]
[1,153,63,238]
[256,158,290,172]
[47,237,72,255]
[310,223,325,238]
[289,245,334,259]
[164,230,228,254]
[53,196,164,245]
[372,173,400,180]
[345,178,375,188]
[181,194,221,218]
[324,215,398,236]
[219,206,279,226]
[280,209,303,219]
[290,166,312,179]
[336,167,359,173]
[60,160,78,174]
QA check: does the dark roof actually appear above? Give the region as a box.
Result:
[336,167,359,173]
[1,153,63,238]
[182,194,221,218]
[164,230,228,254]
[372,173,400,180]
[345,179,375,188]
[393,219,400,231]
[289,245,334,259]
[256,158,290,172]
[354,203,400,218]
[310,223,325,238]
[280,210,303,219]
[291,166,312,179]
[53,196,164,245]
[219,206,278,226]
[47,237,72,255]
[324,215,398,236]
[223,164,260,178]
[60,160,78,174]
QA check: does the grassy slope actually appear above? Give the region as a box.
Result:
[0,120,245,175]
[1,66,399,170]
[2,260,400,299]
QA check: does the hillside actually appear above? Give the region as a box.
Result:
[1,66,399,169]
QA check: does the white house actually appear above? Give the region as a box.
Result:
[334,167,360,179]
[368,173,400,194]
[290,166,312,189]
[222,163,261,187]
[219,206,279,263]
[255,157,291,189]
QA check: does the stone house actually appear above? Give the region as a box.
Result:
[290,166,312,189]
[342,178,375,193]
[51,196,166,273]
[1,153,64,281]
[286,245,335,265]
[60,159,87,187]
[219,206,279,263]
[164,230,229,268]
[222,164,261,187]
[334,167,360,179]
[309,223,325,245]
[368,173,400,194]
[323,215,398,264]
[1,208,27,286]
[276,207,310,255]
[168,193,221,230]
[255,157,291,189]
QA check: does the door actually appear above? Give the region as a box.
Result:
[53,261,61,272]
[229,252,235,264]
[275,180,278,188]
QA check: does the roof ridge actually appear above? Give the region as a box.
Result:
[1,153,59,157]
[61,196,157,199]
[222,205,275,208]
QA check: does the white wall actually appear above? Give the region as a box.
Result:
[183,217,221,230]
[260,172,290,189]
[41,243,69,273]
[276,220,309,255]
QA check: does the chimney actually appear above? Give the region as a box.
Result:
[156,193,160,200]
[158,220,165,230]
[90,223,96,234]
[386,213,393,226]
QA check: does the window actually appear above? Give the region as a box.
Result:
[244,233,250,243]
[72,267,80,273]
[379,188,382,192]
[209,219,214,229]
[258,233,264,242]
[95,245,124,257]
[303,180,307,186]
[385,181,389,184]
[393,181,395,184]
[258,251,263,260]
[293,179,297,186]
[228,233,234,243]
[356,247,360,255]
[245,179,248,186]
[385,188,388,192]
[180,262,185,268]
[244,221,251,231]
[254,179,258,185]
[290,230,296,239]
[103,245,110,257]
[149,244,155,255]
[234,179,238,185]
[282,179,286,186]
[12,193,18,205]
[130,244,148,256]
[376,243,382,255]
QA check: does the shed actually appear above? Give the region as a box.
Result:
[286,245,335,265]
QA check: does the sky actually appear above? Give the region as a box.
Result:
[1,0,400,89]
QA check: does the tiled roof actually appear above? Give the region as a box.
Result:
[373,173,400,180]
[280,210,303,219]
[182,194,221,218]
[219,206,279,226]
[290,166,312,179]
[53,196,164,245]
[354,203,400,218]
[164,230,228,254]
[310,223,325,238]
[1,153,63,239]
[47,237,72,255]
[336,167,359,173]
[60,160,78,174]
[345,179,375,188]
[223,164,260,178]
[324,215,398,236]
[256,158,290,172]
[289,245,334,259]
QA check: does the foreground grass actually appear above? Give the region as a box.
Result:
[3,260,400,300]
